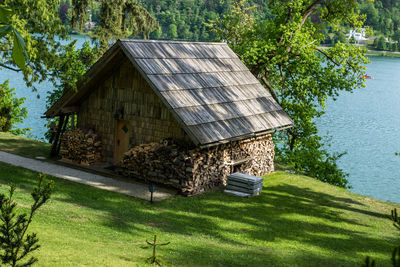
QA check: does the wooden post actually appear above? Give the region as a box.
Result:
[71,114,75,130]
[56,115,70,156]
[50,115,65,157]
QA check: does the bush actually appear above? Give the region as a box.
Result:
[276,135,349,188]
[376,36,387,50]
[0,80,29,135]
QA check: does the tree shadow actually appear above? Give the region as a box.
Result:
[0,137,50,158]
[54,174,398,265]
[2,162,398,266]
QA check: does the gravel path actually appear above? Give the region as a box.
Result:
[0,151,174,201]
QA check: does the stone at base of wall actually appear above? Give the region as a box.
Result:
[116,134,275,196]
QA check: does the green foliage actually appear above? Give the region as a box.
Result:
[391,42,398,52]
[45,41,98,140]
[359,0,400,38]
[0,173,53,267]
[208,0,368,188]
[0,0,68,93]
[167,23,178,39]
[71,0,158,52]
[0,80,28,135]
[276,135,349,187]
[143,235,170,266]
[376,36,387,50]
[0,5,28,69]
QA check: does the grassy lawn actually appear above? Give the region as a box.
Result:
[0,162,398,266]
[0,132,50,159]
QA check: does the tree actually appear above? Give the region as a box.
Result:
[0,174,53,267]
[59,1,71,24]
[208,0,369,187]
[0,0,68,93]
[71,0,159,52]
[376,36,387,50]
[391,42,398,52]
[167,23,178,39]
[0,80,29,135]
[45,41,99,140]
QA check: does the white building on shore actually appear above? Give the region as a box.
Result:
[347,28,368,44]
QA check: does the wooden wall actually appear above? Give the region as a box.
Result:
[77,58,190,163]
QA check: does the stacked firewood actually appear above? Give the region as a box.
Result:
[116,140,195,192]
[115,136,274,196]
[61,129,102,166]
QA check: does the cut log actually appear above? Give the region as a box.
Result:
[60,129,103,166]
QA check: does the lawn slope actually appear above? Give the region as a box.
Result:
[0,161,398,266]
[0,132,50,159]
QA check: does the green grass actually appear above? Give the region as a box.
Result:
[0,162,398,266]
[366,50,400,57]
[0,132,50,159]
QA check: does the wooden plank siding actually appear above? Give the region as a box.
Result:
[77,59,190,162]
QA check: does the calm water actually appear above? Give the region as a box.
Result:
[317,56,400,203]
[0,37,399,202]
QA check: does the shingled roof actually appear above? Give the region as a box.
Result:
[45,39,293,146]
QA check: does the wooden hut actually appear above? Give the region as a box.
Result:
[45,39,294,195]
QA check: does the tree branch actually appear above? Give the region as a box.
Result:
[0,63,21,72]
[259,74,280,105]
[300,0,323,30]
[314,47,340,66]
[279,64,286,88]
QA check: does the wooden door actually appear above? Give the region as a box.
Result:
[114,120,130,165]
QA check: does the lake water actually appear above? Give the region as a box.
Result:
[317,56,400,203]
[0,37,399,203]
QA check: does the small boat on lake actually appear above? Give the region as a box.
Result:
[363,75,372,79]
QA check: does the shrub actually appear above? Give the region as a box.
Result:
[376,36,387,50]
[0,80,29,135]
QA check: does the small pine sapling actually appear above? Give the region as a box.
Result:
[143,235,170,266]
[0,173,53,267]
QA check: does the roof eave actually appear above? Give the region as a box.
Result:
[198,123,294,149]
[44,42,122,118]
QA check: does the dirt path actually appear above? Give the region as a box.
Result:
[0,151,175,201]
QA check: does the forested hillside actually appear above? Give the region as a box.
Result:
[59,0,398,47]
[140,0,268,41]
[60,0,269,41]
[359,0,400,39]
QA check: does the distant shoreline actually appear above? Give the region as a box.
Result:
[365,50,400,58]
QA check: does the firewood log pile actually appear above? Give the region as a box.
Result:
[116,135,275,196]
[61,129,102,166]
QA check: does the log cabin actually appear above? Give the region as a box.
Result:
[45,39,294,195]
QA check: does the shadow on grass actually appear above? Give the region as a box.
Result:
[0,162,397,266]
[0,137,50,158]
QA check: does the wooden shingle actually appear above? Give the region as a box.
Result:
[46,39,293,146]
